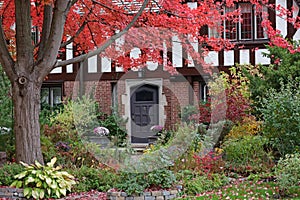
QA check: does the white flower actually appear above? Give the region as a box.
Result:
[94,126,109,136]
[150,125,164,132]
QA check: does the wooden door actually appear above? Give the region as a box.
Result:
[130,84,159,143]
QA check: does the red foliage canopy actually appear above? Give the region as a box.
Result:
[2,0,297,73]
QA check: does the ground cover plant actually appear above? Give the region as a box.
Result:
[68,166,120,193]
[0,163,24,186]
[221,135,274,175]
[184,179,300,200]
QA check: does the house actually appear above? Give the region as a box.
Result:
[42,0,300,144]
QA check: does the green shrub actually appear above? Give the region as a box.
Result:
[39,103,63,126]
[0,163,24,186]
[244,42,300,114]
[50,97,99,136]
[274,153,300,194]
[180,173,229,195]
[116,168,176,195]
[98,112,128,147]
[0,133,15,161]
[260,81,300,157]
[181,105,198,124]
[41,97,101,168]
[222,135,273,174]
[11,157,76,199]
[41,127,98,168]
[69,166,119,192]
[225,116,261,140]
[0,65,13,129]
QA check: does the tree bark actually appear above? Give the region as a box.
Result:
[12,74,44,164]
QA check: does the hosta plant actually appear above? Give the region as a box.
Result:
[11,157,76,199]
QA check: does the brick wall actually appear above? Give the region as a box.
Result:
[62,79,192,130]
[163,80,190,130]
[94,81,112,115]
[63,80,113,115]
[64,81,77,99]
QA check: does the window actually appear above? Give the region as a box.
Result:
[199,82,208,101]
[224,6,237,40]
[41,86,62,107]
[209,3,268,41]
[240,4,252,40]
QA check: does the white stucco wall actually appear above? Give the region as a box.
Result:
[88,55,97,73]
[204,51,219,66]
[224,50,234,66]
[255,49,270,65]
[240,49,250,64]
[276,0,287,37]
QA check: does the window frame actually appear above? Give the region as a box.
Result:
[208,3,268,41]
[41,84,63,108]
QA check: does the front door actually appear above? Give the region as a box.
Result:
[130,84,159,143]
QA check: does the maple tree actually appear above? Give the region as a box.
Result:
[0,0,298,164]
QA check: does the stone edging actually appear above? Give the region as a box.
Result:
[0,187,179,200]
[0,187,25,199]
[107,190,179,200]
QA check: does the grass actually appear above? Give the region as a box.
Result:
[181,179,300,200]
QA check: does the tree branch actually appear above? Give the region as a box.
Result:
[37,4,53,62]
[38,0,71,78]
[56,0,150,67]
[15,0,34,70]
[60,21,88,48]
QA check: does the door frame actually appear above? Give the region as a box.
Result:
[123,78,167,143]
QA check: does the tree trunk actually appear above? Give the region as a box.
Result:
[12,77,44,165]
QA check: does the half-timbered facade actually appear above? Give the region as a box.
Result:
[43,0,300,143]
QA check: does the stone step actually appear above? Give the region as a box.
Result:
[131,143,149,153]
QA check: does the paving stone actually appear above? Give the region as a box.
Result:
[151,191,162,196]
[155,196,164,200]
[143,192,151,196]
[110,192,122,197]
[144,196,155,200]
[121,192,128,197]
[133,196,144,200]
[125,197,134,200]
[165,194,176,199]
[169,190,178,195]
[110,196,125,200]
